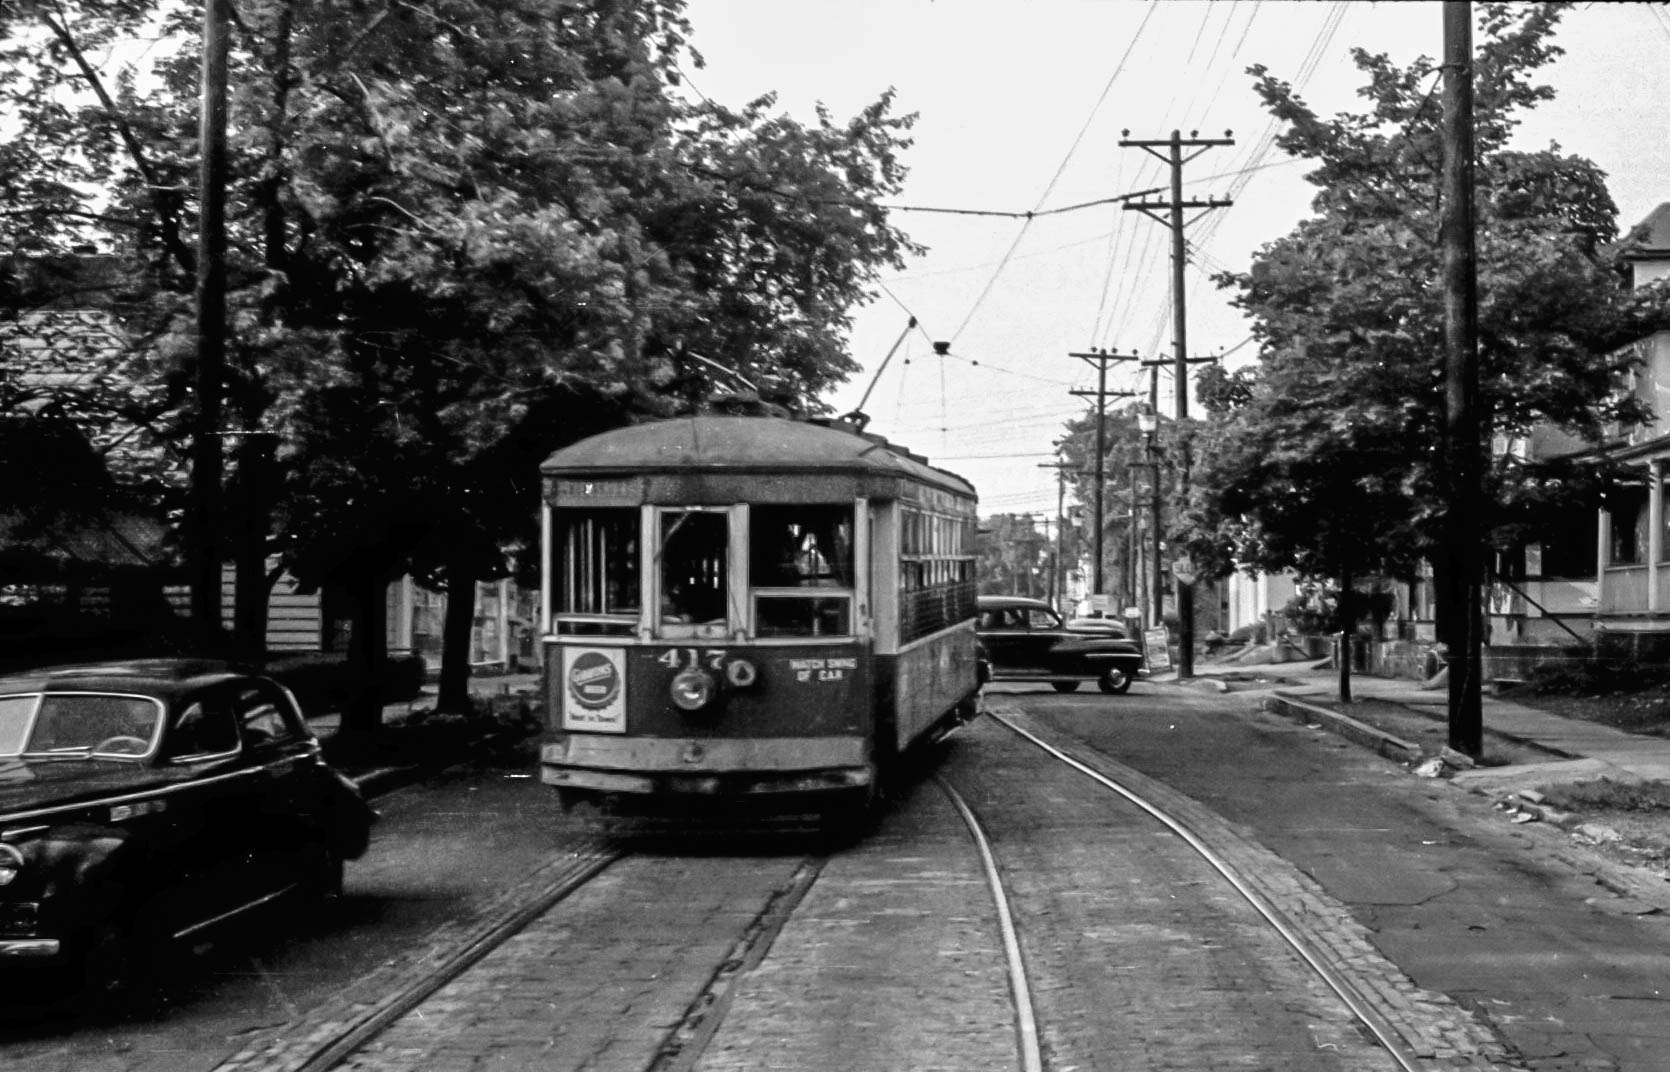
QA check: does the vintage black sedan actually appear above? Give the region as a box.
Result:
[975,595,1145,694]
[0,659,375,1000]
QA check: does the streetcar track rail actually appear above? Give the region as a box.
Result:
[648,855,827,1072]
[213,839,622,1072]
[934,775,1045,1072]
[212,702,1516,1072]
[985,705,1521,1072]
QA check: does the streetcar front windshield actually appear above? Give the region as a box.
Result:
[750,504,854,638]
[554,508,640,636]
[659,511,731,636]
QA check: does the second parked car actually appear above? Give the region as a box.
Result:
[976,595,1145,694]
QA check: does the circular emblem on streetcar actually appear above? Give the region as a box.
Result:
[566,651,621,710]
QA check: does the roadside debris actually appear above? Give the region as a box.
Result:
[1492,789,1576,829]
[1413,757,1449,778]
[1413,745,1484,780]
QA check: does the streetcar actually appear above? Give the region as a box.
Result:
[536,413,981,827]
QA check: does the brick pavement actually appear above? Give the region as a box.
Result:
[692,783,1018,1072]
[986,708,1522,1071]
[329,854,808,1072]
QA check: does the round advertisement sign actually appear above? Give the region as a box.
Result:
[566,650,622,710]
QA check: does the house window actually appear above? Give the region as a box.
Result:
[1535,532,1596,579]
[1608,486,1649,565]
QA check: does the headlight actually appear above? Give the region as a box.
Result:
[670,667,718,711]
[0,844,23,887]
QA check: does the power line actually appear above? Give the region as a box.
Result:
[944,0,1161,345]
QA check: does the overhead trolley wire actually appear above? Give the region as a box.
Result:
[944,0,1160,344]
[1124,0,1348,371]
[1095,0,1266,361]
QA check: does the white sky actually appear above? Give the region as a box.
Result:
[679,0,1670,519]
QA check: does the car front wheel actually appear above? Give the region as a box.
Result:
[1098,667,1133,695]
[1050,681,1080,693]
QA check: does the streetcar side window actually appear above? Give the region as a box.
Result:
[751,504,854,637]
[554,509,641,636]
[898,504,978,642]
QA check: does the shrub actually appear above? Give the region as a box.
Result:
[1527,659,1670,697]
[264,651,428,714]
[1540,778,1670,814]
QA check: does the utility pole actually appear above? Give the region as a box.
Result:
[190,0,229,637]
[1068,349,1138,605]
[1442,2,1483,756]
[1121,128,1234,678]
[1135,364,1164,633]
[1038,457,1082,611]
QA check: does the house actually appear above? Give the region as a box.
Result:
[1587,203,1670,661]
[1436,203,1670,678]
[3,254,532,671]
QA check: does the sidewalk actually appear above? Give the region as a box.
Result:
[309,672,542,795]
[1166,659,1670,795]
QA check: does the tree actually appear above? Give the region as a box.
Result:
[1,0,920,734]
[1053,404,1178,616]
[1185,2,1670,694]
[976,514,1053,599]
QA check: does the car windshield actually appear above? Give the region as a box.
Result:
[1031,608,1062,629]
[0,695,33,755]
[8,693,163,758]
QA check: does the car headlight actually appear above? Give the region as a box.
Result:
[670,667,718,711]
[0,844,23,887]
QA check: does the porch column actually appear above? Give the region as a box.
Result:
[1651,460,1663,613]
[1597,502,1610,610]
[393,575,415,653]
[497,578,511,665]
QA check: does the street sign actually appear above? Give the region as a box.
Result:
[1172,554,1196,585]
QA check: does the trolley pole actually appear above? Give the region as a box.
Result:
[1068,349,1138,606]
[1120,129,1234,677]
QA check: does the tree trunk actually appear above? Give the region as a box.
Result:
[232,434,275,660]
[337,564,388,746]
[437,559,478,713]
[1336,557,1355,704]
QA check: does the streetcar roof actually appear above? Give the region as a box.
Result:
[541,416,976,502]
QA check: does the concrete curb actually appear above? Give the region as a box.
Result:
[341,727,534,799]
[1264,691,1424,764]
[1266,692,1611,835]
[350,766,423,799]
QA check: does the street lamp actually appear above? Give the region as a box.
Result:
[1136,405,1163,634]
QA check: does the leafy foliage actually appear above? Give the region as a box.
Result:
[1184,2,1670,597]
[2,0,920,716]
[976,513,1055,600]
[1052,402,1171,605]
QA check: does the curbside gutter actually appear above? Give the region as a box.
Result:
[1263,691,1424,764]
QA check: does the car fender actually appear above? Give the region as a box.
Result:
[18,824,146,919]
[1055,638,1142,658]
[318,768,377,860]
